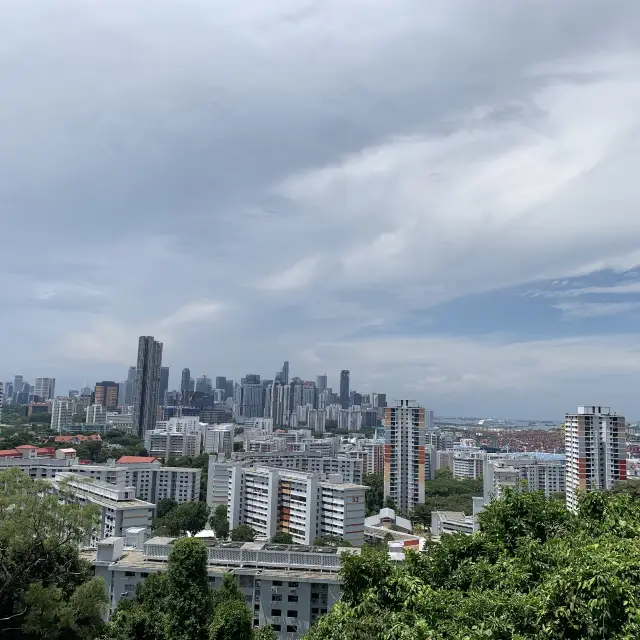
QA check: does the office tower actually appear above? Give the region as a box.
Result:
[123,367,136,405]
[215,376,227,393]
[13,375,24,396]
[195,375,212,394]
[180,368,191,402]
[316,374,327,394]
[372,393,387,409]
[159,367,169,406]
[350,391,362,407]
[240,379,263,419]
[565,405,627,511]
[302,381,316,408]
[34,377,56,401]
[51,397,74,433]
[282,361,289,385]
[94,381,119,410]
[339,370,350,409]
[384,400,426,511]
[132,336,163,437]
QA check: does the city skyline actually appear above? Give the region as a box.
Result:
[4,1,640,418]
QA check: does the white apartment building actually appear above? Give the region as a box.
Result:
[203,423,234,457]
[91,536,350,639]
[144,429,201,459]
[244,418,274,434]
[49,472,154,545]
[565,405,627,511]
[229,451,364,484]
[340,440,384,475]
[115,456,201,504]
[226,466,366,546]
[155,416,200,433]
[452,447,485,479]
[384,401,428,511]
[86,404,108,427]
[307,410,326,434]
[482,454,565,502]
[51,397,74,432]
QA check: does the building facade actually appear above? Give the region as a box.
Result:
[132,336,163,437]
[34,377,56,401]
[384,400,426,511]
[565,405,627,511]
[51,397,74,432]
[95,381,119,410]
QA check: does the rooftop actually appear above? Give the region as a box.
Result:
[116,456,159,464]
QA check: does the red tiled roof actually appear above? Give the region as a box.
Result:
[0,449,19,457]
[15,444,37,449]
[55,436,74,443]
[116,456,158,464]
[37,447,55,456]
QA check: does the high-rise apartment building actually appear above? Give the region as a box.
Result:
[86,404,108,427]
[159,367,169,406]
[51,397,74,433]
[316,374,327,394]
[132,336,163,437]
[180,368,191,402]
[34,377,56,401]
[95,381,119,410]
[384,400,426,511]
[339,370,350,409]
[565,405,627,511]
[13,375,24,396]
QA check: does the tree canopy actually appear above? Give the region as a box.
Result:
[305,487,640,640]
[0,468,107,640]
[230,525,256,542]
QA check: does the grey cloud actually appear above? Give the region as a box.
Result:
[3,0,640,415]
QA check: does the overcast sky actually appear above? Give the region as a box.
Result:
[3,0,640,419]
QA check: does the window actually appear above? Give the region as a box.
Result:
[287,610,298,618]
[272,625,281,632]
[124,571,136,577]
[272,580,282,586]
[321,608,327,614]
[312,608,319,614]
[271,609,281,617]
[254,604,260,612]
[288,595,298,603]
[287,625,298,633]
[288,581,299,588]
[254,619,259,627]
[272,595,282,602]
[140,572,149,578]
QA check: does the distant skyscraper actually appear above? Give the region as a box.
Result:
[34,377,56,401]
[159,367,170,406]
[181,368,191,402]
[94,381,119,410]
[132,336,163,437]
[215,376,227,392]
[316,374,328,394]
[195,375,212,393]
[384,400,426,511]
[13,375,23,395]
[565,405,627,511]
[278,361,289,385]
[123,367,136,405]
[339,370,350,409]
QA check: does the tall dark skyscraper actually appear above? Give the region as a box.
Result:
[181,368,191,402]
[95,381,119,410]
[132,336,163,437]
[340,369,350,409]
[215,376,227,396]
[282,361,289,385]
[159,367,170,406]
[316,374,328,394]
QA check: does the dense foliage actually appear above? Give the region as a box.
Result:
[0,469,107,639]
[153,500,211,536]
[305,488,640,640]
[409,469,483,525]
[363,473,384,516]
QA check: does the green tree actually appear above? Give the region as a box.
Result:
[163,501,211,536]
[209,575,252,640]
[0,469,107,639]
[211,505,230,540]
[166,538,213,640]
[304,488,640,640]
[254,625,278,640]
[270,532,294,544]
[363,473,383,516]
[230,525,255,542]
[156,498,178,519]
[313,535,352,547]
